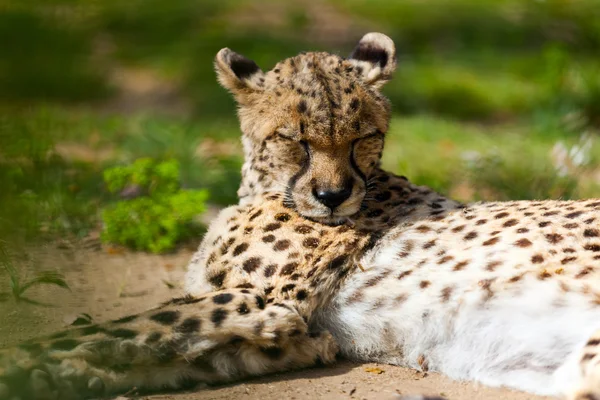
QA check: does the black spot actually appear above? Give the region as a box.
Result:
[208,270,227,288]
[249,209,263,221]
[169,295,203,305]
[587,338,600,346]
[264,264,277,277]
[531,254,544,264]
[582,353,596,361]
[243,257,261,273]
[297,100,308,113]
[237,302,250,315]
[112,314,138,324]
[328,255,348,269]
[452,225,466,232]
[303,237,320,248]
[233,243,249,256]
[514,238,532,247]
[176,318,201,334]
[108,328,138,339]
[483,237,500,246]
[262,234,276,243]
[566,211,584,219]
[584,229,599,237]
[255,295,265,309]
[398,270,413,279]
[51,339,80,350]
[280,262,298,275]
[211,308,228,327]
[150,310,181,325]
[296,290,308,301]
[561,256,577,265]
[281,283,296,293]
[350,42,389,68]
[464,231,478,240]
[584,243,600,252]
[275,213,291,222]
[274,239,291,251]
[227,52,260,79]
[295,225,312,234]
[545,233,564,244]
[264,223,282,232]
[213,293,234,304]
[349,98,360,110]
[423,240,437,249]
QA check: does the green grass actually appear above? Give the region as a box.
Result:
[0,240,69,304]
[383,116,600,202]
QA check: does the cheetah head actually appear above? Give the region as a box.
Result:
[215,33,396,225]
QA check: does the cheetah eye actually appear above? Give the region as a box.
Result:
[276,132,295,141]
[276,132,310,155]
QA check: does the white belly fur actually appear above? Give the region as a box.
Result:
[316,245,600,397]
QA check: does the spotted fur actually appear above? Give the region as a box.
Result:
[1,33,600,400]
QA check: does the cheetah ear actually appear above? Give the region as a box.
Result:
[348,32,397,89]
[215,48,265,100]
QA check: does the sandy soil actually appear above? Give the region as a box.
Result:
[0,242,549,400]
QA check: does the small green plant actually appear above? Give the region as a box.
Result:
[101,158,209,253]
[0,240,69,303]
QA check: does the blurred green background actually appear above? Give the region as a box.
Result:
[1,0,600,252]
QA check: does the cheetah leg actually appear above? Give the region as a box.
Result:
[566,329,600,400]
[0,289,338,400]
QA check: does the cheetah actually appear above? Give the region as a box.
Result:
[2,32,600,400]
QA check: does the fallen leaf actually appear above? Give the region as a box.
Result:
[364,367,384,374]
[163,262,175,271]
[106,246,125,255]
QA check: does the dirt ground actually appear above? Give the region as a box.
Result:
[0,242,550,400]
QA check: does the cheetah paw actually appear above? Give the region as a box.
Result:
[0,364,106,400]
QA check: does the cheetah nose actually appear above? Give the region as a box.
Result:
[313,186,352,210]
